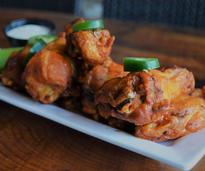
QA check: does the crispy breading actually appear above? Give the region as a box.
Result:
[23,49,72,103]
[81,59,126,115]
[1,45,31,90]
[68,29,115,66]
[96,67,195,125]
[65,19,123,115]
[136,89,205,141]
[3,18,205,142]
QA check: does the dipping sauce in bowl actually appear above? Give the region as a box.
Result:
[6,24,50,40]
[4,18,55,46]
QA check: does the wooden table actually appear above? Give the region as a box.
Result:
[0,8,205,171]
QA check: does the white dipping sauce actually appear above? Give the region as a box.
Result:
[6,24,50,40]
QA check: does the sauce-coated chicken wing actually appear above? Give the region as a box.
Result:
[69,30,115,65]
[1,18,205,142]
[136,89,205,141]
[23,49,72,103]
[96,67,195,125]
[81,58,126,115]
[65,19,125,115]
[1,45,31,90]
[66,20,115,67]
[23,34,73,104]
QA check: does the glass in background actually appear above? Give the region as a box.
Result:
[74,0,103,19]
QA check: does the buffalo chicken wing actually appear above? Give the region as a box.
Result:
[136,89,205,141]
[1,18,205,142]
[1,45,31,90]
[67,21,115,66]
[96,67,195,125]
[66,20,125,115]
[23,33,74,104]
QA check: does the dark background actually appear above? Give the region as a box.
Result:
[0,0,205,28]
[0,0,75,13]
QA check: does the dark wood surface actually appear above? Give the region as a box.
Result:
[0,8,205,171]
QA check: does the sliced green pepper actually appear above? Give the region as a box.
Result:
[28,35,57,45]
[72,19,104,32]
[0,47,22,71]
[124,57,160,72]
[23,40,46,65]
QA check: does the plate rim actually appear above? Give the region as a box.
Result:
[0,84,204,170]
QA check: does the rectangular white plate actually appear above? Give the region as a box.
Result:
[0,83,205,170]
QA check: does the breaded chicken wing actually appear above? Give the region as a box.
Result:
[80,58,126,91]
[23,34,74,104]
[1,32,68,91]
[1,45,31,90]
[66,20,115,66]
[45,32,67,54]
[1,18,205,143]
[136,89,205,141]
[69,30,115,66]
[96,67,195,125]
[65,19,123,115]
[23,49,72,104]
[81,58,127,115]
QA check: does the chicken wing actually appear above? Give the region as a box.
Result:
[23,49,72,104]
[1,18,205,143]
[96,67,195,125]
[81,58,126,115]
[65,19,124,115]
[23,33,74,104]
[136,89,205,141]
[45,32,68,54]
[1,45,31,90]
[67,21,115,67]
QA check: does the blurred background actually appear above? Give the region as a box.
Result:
[1,0,205,28]
[1,0,205,83]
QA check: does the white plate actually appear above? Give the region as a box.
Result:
[0,84,204,170]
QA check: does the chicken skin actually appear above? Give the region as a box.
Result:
[69,29,115,66]
[2,18,205,142]
[66,19,115,66]
[81,58,127,115]
[45,32,67,54]
[65,19,124,115]
[23,49,72,104]
[96,67,195,125]
[23,34,73,104]
[136,89,205,142]
[1,45,31,90]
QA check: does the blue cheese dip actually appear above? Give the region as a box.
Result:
[6,24,50,40]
